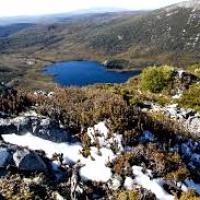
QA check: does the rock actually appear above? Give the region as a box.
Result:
[52,192,67,200]
[175,70,199,85]
[33,90,47,96]
[0,82,15,96]
[12,116,32,133]
[32,117,73,143]
[137,101,152,109]
[186,116,200,135]
[103,59,129,70]
[164,104,179,118]
[138,188,156,200]
[13,149,47,172]
[0,148,12,167]
[23,176,44,185]
[108,175,123,190]
[180,108,196,119]
[191,153,200,167]
[0,115,74,143]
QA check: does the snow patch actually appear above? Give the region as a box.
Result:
[124,176,134,190]
[2,122,116,182]
[132,166,174,200]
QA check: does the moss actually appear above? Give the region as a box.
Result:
[140,65,174,93]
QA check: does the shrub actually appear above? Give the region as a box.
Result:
[31,87,139,133]
[0,174,50,200]
[112,153,134,176]
[140,65,174,93]
[178,84,200,112]
[166,167,190,185]
[0,88,31,115]
[187,64,200,78]
[177,190,200,200]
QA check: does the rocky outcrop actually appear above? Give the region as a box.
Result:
[171,70,200,95]
[0,142,48,173]
[108,175,123,190]
[0,114,74,143]
[139,102,200,138]
[0,82,15,96]
[0,147,12,168]
[103,59,129,70]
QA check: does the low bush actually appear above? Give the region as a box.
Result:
[140,65,174,93]
[178,84,200,112]
[177,190,200,200]
[187,64,200,78]
[29,87,139,133]
[0,87,30,115]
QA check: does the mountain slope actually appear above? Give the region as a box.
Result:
[1,1,200,68]
[1,1,200,86]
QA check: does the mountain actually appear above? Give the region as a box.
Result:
[0,0,200,85]
[0,7,131,25]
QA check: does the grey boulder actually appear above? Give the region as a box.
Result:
[0,148,12,167]
[13,149,47,172]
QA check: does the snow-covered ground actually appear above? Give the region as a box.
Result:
[2,122,117,182]
[2,121,200,198]
[132,166,174,200]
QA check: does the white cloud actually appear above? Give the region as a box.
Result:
[0,0,188,17]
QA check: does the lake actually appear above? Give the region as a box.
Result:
[44,60,140,86]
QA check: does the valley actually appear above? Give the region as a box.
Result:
[0,0,200,199]
[1,1,200,89]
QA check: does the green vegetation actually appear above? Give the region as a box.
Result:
[0,174,53,200]
[140,65,174,93]
[187,64,200,78]
[1,3,200,88]
[179,84,200,112]
[28,87,138,133]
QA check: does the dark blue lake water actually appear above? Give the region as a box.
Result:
[44,60,139,86]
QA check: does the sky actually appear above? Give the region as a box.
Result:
[0,0,188,17]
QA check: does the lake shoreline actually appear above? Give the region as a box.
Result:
[44,60,140,87]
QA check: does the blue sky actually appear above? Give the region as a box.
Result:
[0,0,188,17]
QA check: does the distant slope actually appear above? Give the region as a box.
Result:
[86,0,200,66]
[0,11,145,54]
[1,0,200,68]
[0,23,34,38]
